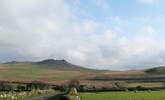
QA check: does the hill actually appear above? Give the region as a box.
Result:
[145,66,165,74]
[0,59,100,82]
[3,59,94,71]
[1,59,165,84]
[33,59,91,71]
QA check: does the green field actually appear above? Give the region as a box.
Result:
[0,63,87,81]
[80,91,165,100]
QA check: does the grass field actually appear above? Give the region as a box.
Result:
[0,62,164,90]
[0,63,89,82]
[80,91,165,100]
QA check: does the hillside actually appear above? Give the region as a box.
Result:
[0,59,100,82]
[145,66,165,74]
[33,59,91,71]
[1,59,165,84]
[3,59,94,71]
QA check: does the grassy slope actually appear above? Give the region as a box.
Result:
[0,62,103,83]
[80,91,165,100]
[0,63,86,82]
[0,61,165,88]
[145,66,165,74]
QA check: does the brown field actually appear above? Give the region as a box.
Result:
[0,63,165,90]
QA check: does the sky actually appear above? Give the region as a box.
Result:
[0,0,165,70]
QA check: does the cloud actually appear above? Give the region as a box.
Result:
[137,0,159,4]
[0,0,164,70]
[96,0,110,11]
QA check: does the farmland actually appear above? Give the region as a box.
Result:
[80,91,165,100]
[0,59,165,100]
[0,62,94,82]
[0,60,165,92]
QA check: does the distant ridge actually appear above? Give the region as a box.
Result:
[33,59,92,71]
[145,66,165,74]
[2,59,165,73]
[35,59,69,65]
[2,59,94,71]
[3,61,20,64]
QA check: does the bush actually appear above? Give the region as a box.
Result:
[69,80,80,89]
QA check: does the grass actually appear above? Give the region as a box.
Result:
[0,63,105,82]
[0,62,164,89]
[126,82,164,88]
[80,91,165,100]
[0,63,84,81]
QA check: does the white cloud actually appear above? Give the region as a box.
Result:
[0,0,164,70]
[96,0,110,11]
[137,0,159,4]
